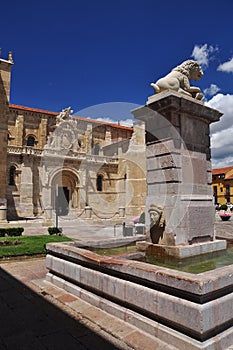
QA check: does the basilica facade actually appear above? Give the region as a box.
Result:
[0,53,146,221]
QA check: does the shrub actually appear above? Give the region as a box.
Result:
[48,227,62,235]
[7,227,24,236]
[0,229,6,237]
[139,212,145,224]
[0,227,24,237]
[220,204,228,211]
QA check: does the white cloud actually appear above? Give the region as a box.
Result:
[206,94,233,167]
[191,44,218,69]
[217,57,233,73]
[204,84,220,97]
[207,94,233,133]
[95,117,134,127]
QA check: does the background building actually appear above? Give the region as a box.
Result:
[212,166,233,205]
[0,53,146,221]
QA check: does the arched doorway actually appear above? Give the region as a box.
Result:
[51,169,79,216]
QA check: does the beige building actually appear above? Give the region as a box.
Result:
[0,53,146,221]
[212,166,233,205]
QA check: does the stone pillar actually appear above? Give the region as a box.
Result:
[132,91,226,257]
[38,117,48,149]
[0,54,14,219]
[0,202,7,222]
[125,121,146,216]
[85,124,92,155]
[119,207,125,217]
[43,206,53,226]
[19,156,34,216]
[15,114,24,146]
[85,206,92,218]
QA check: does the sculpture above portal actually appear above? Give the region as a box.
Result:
[56,107,73,125]
[150,60,204,100]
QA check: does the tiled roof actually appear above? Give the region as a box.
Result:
[9,104,58,116]
[9,104,133,131]
[212,166,233,175]
[225,173,233,180]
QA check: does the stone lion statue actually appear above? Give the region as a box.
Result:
[150,60,204,100]
[148,204,165,244]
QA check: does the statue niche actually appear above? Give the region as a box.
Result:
[150,60,204,100]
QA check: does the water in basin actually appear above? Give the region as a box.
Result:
[93,243,233,274]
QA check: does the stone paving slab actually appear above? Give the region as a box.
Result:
[4,214,233,242]
[0,257,178,350]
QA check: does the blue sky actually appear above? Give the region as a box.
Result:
[1,0,233,167]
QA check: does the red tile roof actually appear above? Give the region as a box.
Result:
[225,173,233,180]
[9,104,58,116]
[9,104,133,131]
[212,166,233,175]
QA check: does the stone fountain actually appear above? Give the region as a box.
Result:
[132,92,226,258]
[45,60,233,349]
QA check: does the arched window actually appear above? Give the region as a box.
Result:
[9,166,16,186]
[27,135,36,147]
[96,174,103,192]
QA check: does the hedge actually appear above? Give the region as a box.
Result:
[48,227,63,235]
[0,227,24,237]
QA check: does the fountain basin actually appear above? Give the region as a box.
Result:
[46,240,233,350]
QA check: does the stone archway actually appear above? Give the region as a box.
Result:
[51,169,80,215]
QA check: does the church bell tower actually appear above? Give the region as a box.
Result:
[0,51,13,220]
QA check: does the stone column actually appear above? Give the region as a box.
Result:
[15,114,24,146]
[132,91,226,257]
[19,156,34,216]
[119,207,125,217]
[38,117,48,149]
[125,121,146,216]
[0,54,13,220]
[84,124,92,155]
[85,206,92,218]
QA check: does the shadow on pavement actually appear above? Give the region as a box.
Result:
[0,267,122,350]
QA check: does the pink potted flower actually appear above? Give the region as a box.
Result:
[219,213,231,221]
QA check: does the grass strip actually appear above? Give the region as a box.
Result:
[0,235,72,258]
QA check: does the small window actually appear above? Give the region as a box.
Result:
[97,174,103,191]
[9,166,16,185]
[27,135,36,147]
[124,173,127,191]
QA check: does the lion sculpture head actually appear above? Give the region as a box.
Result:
[173,60,203,81]
[148,204,165,244]
[150,59,204,100]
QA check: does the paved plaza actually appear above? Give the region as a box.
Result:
[0,215,233,349]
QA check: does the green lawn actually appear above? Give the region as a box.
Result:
[0,235,72,258]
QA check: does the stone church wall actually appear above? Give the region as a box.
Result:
[0,53,146,221]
